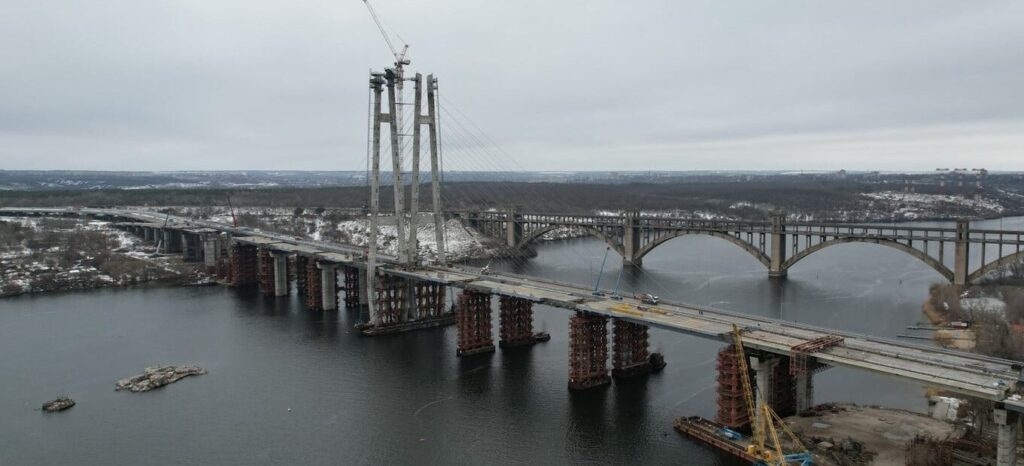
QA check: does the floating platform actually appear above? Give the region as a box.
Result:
[457,344,496,356]
[673,416,757,463]
[498,331,551,349]
[359,314,456,336]
[568,376,611,390]
[612,352,667,379]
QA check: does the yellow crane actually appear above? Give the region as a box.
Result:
[731,324,813,465]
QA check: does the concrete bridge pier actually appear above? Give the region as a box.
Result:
[163,228,182,253]
[795,371,814,413]
[611,320,664,378]
[505,208,523,248]
[456,290,495,356]
[769,212,787,279]
[143,227,154,243]
[995,408,1019,466]
[318,263,338,311]
[202,234,219,273]
[568,312,610,390]
[622,211,643,267]
[954,219,970,286]
[271,252,289,297]
[180,233,195,261]
[753,354,797,418]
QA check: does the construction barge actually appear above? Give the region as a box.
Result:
[674,416,759,463]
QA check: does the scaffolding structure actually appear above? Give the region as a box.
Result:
[415,282,446,319]
[342,266,361,308]
[716,344,752,429]
[304,261,322,311]
[257,248,274,295]
[790,335,843,376]
[498,296,534,347]
[372,275,406,325]
[456,291,494,355]
[612,320,651,376]
[568,313,610,390]
[294,256,308,295]
[230,244,258,287]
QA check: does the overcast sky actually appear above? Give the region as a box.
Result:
[2,1,1023,171]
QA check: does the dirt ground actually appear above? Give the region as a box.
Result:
[786,404,956,465]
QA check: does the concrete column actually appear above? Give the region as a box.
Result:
[622,211,642,266]
[954,219,970,286]
[272,252,289,297]
[754,356,778,410]
[180,232,191,259]
[426,74,447,265]
[143,227,153,242]
[203,235,219,269]
[506,208,522,248]
[319,264,337,311]
[996,408,1019,466]
[385,73,408,264]
[769,212,787,278]
[406,280,419,321]
[796,372,813,413]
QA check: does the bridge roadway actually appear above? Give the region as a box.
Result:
[4,206,1024,409]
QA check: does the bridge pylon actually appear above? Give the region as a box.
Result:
[365,67,447,326]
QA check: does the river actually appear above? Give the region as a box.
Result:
[2,216,1023,465]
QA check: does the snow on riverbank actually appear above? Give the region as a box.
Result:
[0,216,201,297]
[337,216,499,262]
[863,191,1004,219]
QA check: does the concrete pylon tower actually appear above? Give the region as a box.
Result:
[366,68,446,325]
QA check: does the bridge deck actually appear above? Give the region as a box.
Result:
[392,267,1018,401]
[3,207,1023,406]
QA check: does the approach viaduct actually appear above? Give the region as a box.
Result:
[5,206,1024,464]
[455,209,1024,286]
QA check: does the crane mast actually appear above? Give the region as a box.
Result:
[731,324,812,465]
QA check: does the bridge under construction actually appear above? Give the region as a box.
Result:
[4,205,1024,464]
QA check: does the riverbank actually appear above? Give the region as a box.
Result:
[0,217,205,298]
[786,404,959,466]
[922,282,1024,358]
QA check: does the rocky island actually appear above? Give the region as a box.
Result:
[115,365,206,393]
[41,396,75,412]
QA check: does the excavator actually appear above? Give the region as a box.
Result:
[730,324,813,465]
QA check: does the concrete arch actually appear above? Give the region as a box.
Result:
[782,237,954,281]
[633,231,771,268]
[515,224,625,257]
[967,250,1024,283]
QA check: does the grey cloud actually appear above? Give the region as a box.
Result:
[1,0,1022,171]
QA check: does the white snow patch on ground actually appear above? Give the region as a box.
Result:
[863,192,1004,212]
[337,216,496,262]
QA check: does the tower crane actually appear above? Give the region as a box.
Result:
[362,0,410,109]
[731,324,813,466]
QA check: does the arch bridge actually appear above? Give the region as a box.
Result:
[452,209,1024,285]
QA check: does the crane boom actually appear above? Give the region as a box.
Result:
[731,324,813,465]
[731,325,763,454]
[362,0,397,58]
